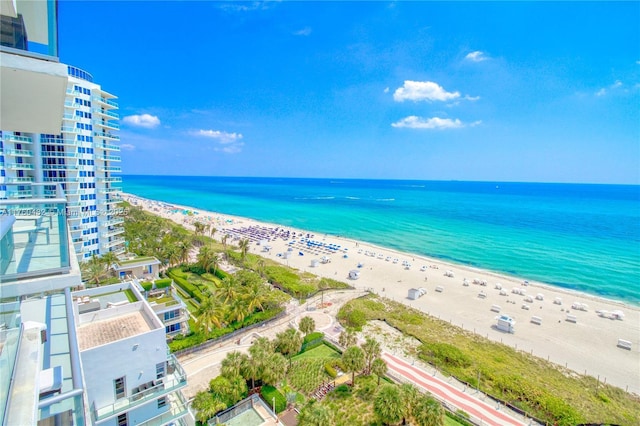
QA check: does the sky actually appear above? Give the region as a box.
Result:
[58,1,640,184]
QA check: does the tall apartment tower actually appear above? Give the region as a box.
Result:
[1,0,124,261]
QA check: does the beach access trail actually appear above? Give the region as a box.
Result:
[124,194,640,395]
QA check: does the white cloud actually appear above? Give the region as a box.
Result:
[120,143,135,150]
[465,51,488,62]
[393,81,460,102]
[122,114,160,128]
[391,116,465,129]
[193,129,244,153]
[595,80,623,97]
[384,87,389,93]
[294,27,312,36]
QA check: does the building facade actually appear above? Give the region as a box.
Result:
[1,64,124,260]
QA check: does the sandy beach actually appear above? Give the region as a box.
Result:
[123,193,640,395]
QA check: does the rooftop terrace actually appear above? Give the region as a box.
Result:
[77,309,155,351]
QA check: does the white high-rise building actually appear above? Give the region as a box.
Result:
[1,64,125,260]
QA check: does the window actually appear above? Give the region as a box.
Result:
[114,377,125,400]
[156,362,165,379]
[117,413,127,426]
[157,397,167,409]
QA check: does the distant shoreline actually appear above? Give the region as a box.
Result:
[122,191,640,394]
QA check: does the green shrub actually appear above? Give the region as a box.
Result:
[324,362,337,378]
[347,309,367,330]
[140,281,153,292]
[419,342,472,368]
[214,268,229,280]
[189,265,206,275]
[154,278,172,288]
[167,269,204,303]
[333,384,351,397]
[261,385,287,413]
[303,331,324,345]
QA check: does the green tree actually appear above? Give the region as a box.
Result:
[209,225,217,239]
[220,351,245,379]
[298,316,316,336]
[243,281,268,313]
[341,346,365,385]
[374,384,404,425]
[176,240,192,264]
[412,396,444,426]
[227,300,249,324]
[371,358,388,385]
[361,337,381,375]
[216,276,238,304]
[298,400,333,426]
[240,353,260,390]
[262,352,288,386]
[209,374,247,407]
[192,391,225,424]
[193,221,205,237]
[197,245,217,273]
[275,328,303,365]
[338,328,358,348]
[238,238,250,261]
[197,296,227,333]
[80,254,109,285]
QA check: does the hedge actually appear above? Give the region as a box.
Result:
[167,270,205,303]
[260,386,287,413]
[324,362,338,378]
[303,331,324,345]
[140,281,153,292]
[214,268,229,280]
[154,278,172,289]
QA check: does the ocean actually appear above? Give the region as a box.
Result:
[122,176,640,305]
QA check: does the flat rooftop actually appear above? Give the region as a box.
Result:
[77,311,154,351]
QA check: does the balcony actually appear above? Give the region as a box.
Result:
[98,166,122,173]
[95,143,120,151]
[104,197,123,205]
[136,392,189,426]
[101,237,125,249]
[42,164,79,170]
[3,134,33,143]
[93,108,119,120]
[97,177,122,183]
[4,149,34,157]
[92,355,187,422]
[93,132,120,141]
[101,228,125,239]
[6,162,34,170]
[0,184,71,283]
[41,151,77,158]
[6,177,35,184]
[95,120,119,130]
[103,218,124,227]
[60,126,81,134]
[6,190,33,198]
[92,96,118,109]
[99,187,122,195]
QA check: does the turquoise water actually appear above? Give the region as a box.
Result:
[122,176,640,305]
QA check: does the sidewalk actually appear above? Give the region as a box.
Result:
[382,352,527,426]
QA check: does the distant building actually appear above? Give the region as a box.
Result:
[114,257,162,281]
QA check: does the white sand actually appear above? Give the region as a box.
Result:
[123,193,640,395]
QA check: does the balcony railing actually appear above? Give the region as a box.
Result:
[98,166,122,173]
[101,228,125,239]
[93,132,120,141]
[136,392,189,426]
[5,177,35,184]
[101,238,125,249]
[6,163,34,170]
[101,156,121,162]
[95,143,120,152]
[41,152,77,158]
[95,120,120,130]
[93,109,119,119]
[97,177,122,183]
[92,354,186,422]
[0,184,71,282]
[92,96,118,109]
[103,218,124,227]
[3,135,33,143]
[4,149,34,157]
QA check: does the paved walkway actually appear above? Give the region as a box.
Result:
[382,352,526,426]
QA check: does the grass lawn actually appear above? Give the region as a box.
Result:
[123,289,137,302]
[293,343,341,361]
[288,358,333,395]
[444,415,467,426]
[339,296,640,426]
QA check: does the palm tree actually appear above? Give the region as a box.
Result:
[341,345,365,385]
[197,296,227,333]
[250,337,274,356]
[221,234,229,257]
[399,382,419,423]
[298,316,315,336]
[262,352,288,386]
[193,221,205,237]
[80,255,109,286]
[100,251,118,274]
[361,337,381,375]
[220,351,245,379]
[243,282,267,313]
[227,300,248,324]
[338,328,358,348]
[197,245,217,273]
[216,276,238,304]
[374,385,404,425]
[240,353,259,390]
[298,400,333,426]
[238,238,250,261]
[371,358,388,385]
[192,391,225,424]
[209,225,217,239]
[275,328,303,366]
[412,396,444,426]
[176,240,192,265]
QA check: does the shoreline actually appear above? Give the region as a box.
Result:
[121,192,637,310]
[122,192,640,394]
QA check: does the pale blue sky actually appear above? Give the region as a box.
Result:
[59,1,640,184]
